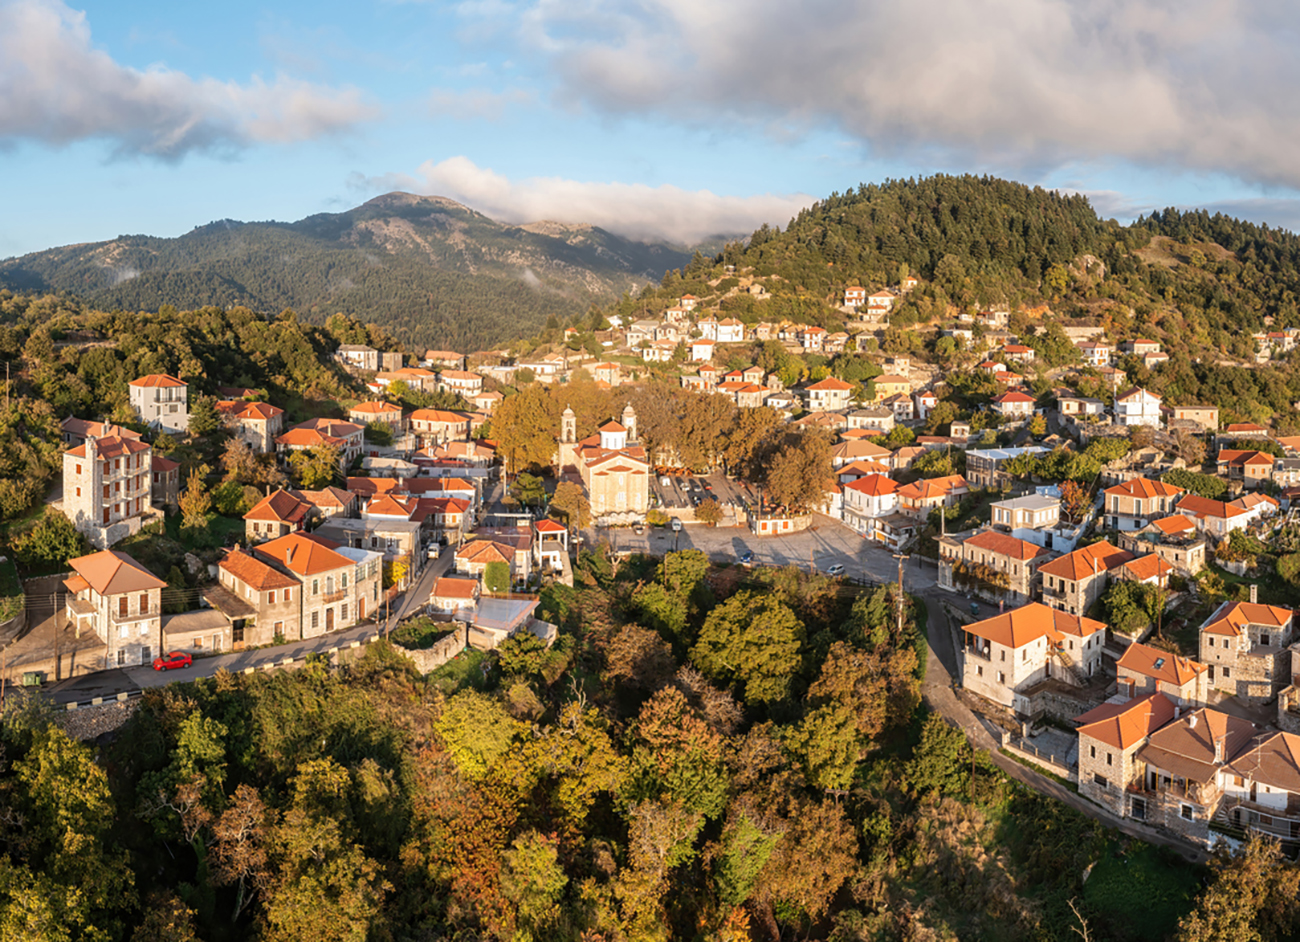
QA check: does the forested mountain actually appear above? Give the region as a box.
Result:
[0,193,695,352]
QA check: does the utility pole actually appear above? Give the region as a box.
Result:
[892,553,910,638]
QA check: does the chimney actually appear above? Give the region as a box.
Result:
[1250,584,1258,604]
[286,545,295,566]
[1214,735,1224,764]
[1189,714,1198,730]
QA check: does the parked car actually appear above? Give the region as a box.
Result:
[825,563,846,577]
[739,550,754,564]
[153,651,192,671]
[634,525,645,535]
[671,518,683,532]
[426,544,440,559]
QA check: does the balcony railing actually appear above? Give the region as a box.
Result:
[322,590,347,604]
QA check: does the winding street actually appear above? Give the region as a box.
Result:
[916,585,1209,863]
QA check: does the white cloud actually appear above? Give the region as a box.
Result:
[367,156,814,243]
[0,0,378,158]
[502,0,1300,191]
[425,87,535,120]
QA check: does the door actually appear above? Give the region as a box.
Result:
[326,608,334,633]
[359,598,365,620]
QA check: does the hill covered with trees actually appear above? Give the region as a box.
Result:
[6,556,1285,942]
[0,194,695,352]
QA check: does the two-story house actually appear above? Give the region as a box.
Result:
[1220,731,1300,843]
[1217,450,1276,488]
[1117,514,1208,575]
[938,529,1051,606]
[1076,342,1112,367]
[211,547,303,647]
[1199,600,1295,705]
[842,475,901,540]
[1133,708,1256,845]
[439,370,484,397]
[1103,477,1184,531]
[961,602,1106,707]
[348,401,406,436]
[244,489,314,544]
[216,400,285,454]
[1175,495,1252,542]
[64,550,166,668]
[803,377,855,412]
[1075,693,1178,817]
[1038,540,1133,616]
[430,576,481,616]
[254,533,383,638]
[896,474,969,520]
[989,494,1061,532]
[129,374,189,434]
[1117,641,1210,708]
[1114,387,1163,427]
[991,390,1035,421]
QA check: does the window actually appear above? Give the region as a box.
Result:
[268,591,276,604]
[119,624,128,639]
[1223,667,1231,678]
[274,621,283,633]
[139,594,148,615]
[977,666,984,677]
[1261,633,1271,646]
[1090,745,1096,759]
[1181,804,1193,821]
[114,459,120,471]
[103,484,110,499]
[212,634,221,651]
[1000,651,1006,662]
[75,487,81,497]
[312,579,319,596]
[1094,773,1108,789]
[341,572,348,589]
[284,588,291,601]
[117,650,126,665]
[141,646,150,662]
[996,671,1005,684]
[1107,753,1113,766]
[153,472,159,483]
[195,637,203,648]
[119,597,128,617]
[341,603,348,621]
[311,611,319,629]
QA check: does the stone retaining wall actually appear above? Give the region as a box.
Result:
[397,624,468,673]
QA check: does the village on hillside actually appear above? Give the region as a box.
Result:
[6,261,1300,863]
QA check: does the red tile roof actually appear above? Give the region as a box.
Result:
[70,550,166,595]
[1038,541,1133,580]
[244,489,312,524]
[130,374,185,388]
[1075,693,1176,752]
[1201,601,1292,637]
[962,530,1051,561]
[220,549,298,591]
[1117,642,1207,686]
[1104,477,1184,500]
[965,601,1105,649]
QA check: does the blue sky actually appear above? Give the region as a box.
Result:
[4,0,1300,258]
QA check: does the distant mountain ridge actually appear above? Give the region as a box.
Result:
[0,193,699,351]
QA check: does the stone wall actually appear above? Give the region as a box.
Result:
[397,624,468,673]
[1077,735,1138,816]
[1013,679,1107,724]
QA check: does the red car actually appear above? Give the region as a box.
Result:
[152,651,192,671]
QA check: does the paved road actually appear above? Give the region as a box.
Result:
[917,586,1208,863]
[44,552,457,705]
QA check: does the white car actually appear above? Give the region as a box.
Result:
[426,544,440,560]
[825,563,845,577]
